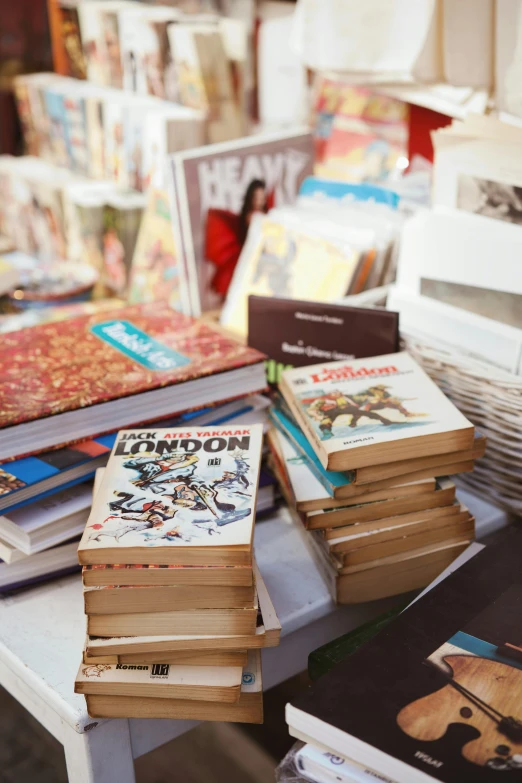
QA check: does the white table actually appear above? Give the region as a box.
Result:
[0,496,509,783]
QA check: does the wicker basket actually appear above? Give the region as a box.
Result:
[402,335,522,516]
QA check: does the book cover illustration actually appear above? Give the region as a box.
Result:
[222,214,361,337]
[120,8,177,99]
[128,189,184,312]
[0,302,264,430]
[283,352,473,452]
[313,77,408,184]
[58,3,87,80]
[397,584,522,773]
[81,424,263,550]
[171,130,314,314]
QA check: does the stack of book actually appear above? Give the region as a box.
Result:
[267,351,483,603]
[75,424,280,721]
[285,528,522,783]
[0,302,268,591]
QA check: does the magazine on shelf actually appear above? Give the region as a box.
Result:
[168,129,314,315]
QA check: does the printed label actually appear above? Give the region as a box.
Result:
[91,320,190,371]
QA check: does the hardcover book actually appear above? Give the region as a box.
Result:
[248,296,399,385]
[287,526,522,782]
[78,423,263,566]
[0,303,266,461]
[280,352,475,471]
[168,129,314,315]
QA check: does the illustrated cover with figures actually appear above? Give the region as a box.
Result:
[287,526,522,783]
[78,424,263,566]
[222,212,364,337]
[280,352,475,471]
[169,129,314,315]
[128,188,186,312]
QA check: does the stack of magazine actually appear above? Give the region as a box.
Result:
[267,351,483,603]
[75,424,281,721]
[0,302,269,593]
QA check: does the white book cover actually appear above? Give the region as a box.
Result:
[0,483,92,537]
[119,7,178,98]
[281,352,473,460]
[295,743,396,783]
[79,424,263,556]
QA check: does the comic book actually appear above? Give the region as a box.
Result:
[221,210,365,337]
[78,424,264,566]
[280,352,475,472]
[128,188,187,313]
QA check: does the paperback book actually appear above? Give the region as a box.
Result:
[78,423,264,566]
[85,649,263,722]
[280,352,475,471]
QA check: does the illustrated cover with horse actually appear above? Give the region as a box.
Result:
[280,352,475,471]
[287,527,522,783]
[78,423,263,566]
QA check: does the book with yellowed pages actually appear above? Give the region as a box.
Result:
[78,424,264,567]
[266,426,439,513]
[306,478,456,532]
[82,562,254,587]
[280,352,474,471]
[354,432,486,485]
[85,650,263,722]
[84,581,256,615]
[327,503,473,556]
[85,563,280,656]
[75,658,243,703]
[268,397,485,494]
[336,539,472,604]
[87,590,258,637]
[334,510,475,568]
[84,649,248,668]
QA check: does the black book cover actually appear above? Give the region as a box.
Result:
[247,296,399,385]
[290,526,522,781]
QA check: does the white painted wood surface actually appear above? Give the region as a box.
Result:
[0,498,509,783]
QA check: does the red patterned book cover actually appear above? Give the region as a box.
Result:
[0,302,265,431]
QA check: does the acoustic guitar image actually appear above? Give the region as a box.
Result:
[397,655,522,770]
